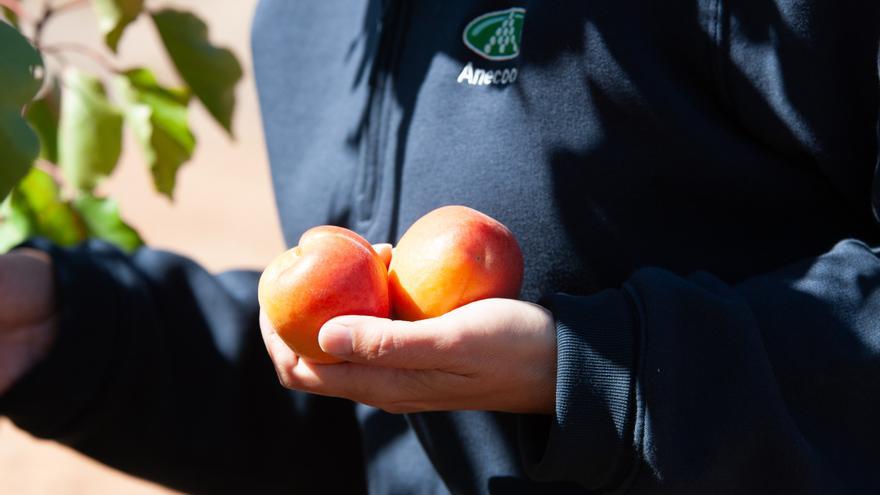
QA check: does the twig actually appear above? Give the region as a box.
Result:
[42,42,121,73]
[33,0,89,48]
[41,46,69,69]
[50,0,89,13]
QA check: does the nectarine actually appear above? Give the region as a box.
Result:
[258,226,390,363]
[389,206,524,320]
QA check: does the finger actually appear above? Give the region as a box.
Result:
[287,358,469,411]
[372,243,392,269]
[317,315,455,369]
[259,310,300,386]
[283,359,398,402]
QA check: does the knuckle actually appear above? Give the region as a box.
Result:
[362,328,400,361]
[440,331,467,352]
[433,332,469,367]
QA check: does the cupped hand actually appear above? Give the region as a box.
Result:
[260,296,557,415]
[0,249,57,396]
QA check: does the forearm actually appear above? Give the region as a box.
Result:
[523,239,880,493]
[0,239,365,494]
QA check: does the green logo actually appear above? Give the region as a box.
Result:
[463,8,526,61]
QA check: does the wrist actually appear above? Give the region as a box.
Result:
[520,289,638,488]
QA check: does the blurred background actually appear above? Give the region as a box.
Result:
[0,0,285,492]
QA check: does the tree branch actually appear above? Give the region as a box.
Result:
[42,42,120,73]
[50,0,89,14]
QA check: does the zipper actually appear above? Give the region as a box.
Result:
[353,0,408,237]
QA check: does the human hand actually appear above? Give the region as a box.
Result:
[260,296,557,415]
[0,249,57,396]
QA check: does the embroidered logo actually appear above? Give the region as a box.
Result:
[462,8,526,61]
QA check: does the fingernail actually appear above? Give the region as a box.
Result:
[319,321,352,356]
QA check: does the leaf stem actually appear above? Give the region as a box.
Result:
[41,47,69,69]
[42,42,121,73]
[51,0,89,13]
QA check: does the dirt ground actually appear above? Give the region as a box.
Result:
[0,1,286,493]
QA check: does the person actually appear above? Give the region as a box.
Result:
[1,1,879,493]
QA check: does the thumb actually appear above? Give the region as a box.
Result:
[318,315,450,369]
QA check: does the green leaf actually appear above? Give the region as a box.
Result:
[0,22,42,202]
[1,6,20,29]
[58,70,124,192]
[0,113,39,202]
[74,193,143,252]
[115,68,195,198]
[93,0,144,52]
[152,9,242,134]
[25,77,61,164]
[15,167,84,246]
[0,22,42,107]
[0,192,33,253]
[0,168,87,252]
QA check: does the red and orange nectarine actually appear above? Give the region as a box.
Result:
[389,205,524,321]
[258,226,390,363]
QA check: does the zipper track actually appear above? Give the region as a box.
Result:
[354,0,409,237]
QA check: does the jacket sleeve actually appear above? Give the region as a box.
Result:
[0,239,366,495]
[519,239,880,493]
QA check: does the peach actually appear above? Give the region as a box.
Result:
[389,205,524,321]
[258,226,390,363]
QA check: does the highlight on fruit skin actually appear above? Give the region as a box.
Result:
[258,225,390,363]
[389,205,524,321]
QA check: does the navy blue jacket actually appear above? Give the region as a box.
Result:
[3,1,880,493]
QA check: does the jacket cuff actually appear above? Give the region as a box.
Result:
[0,239,126,440]
[519,289,639,490]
